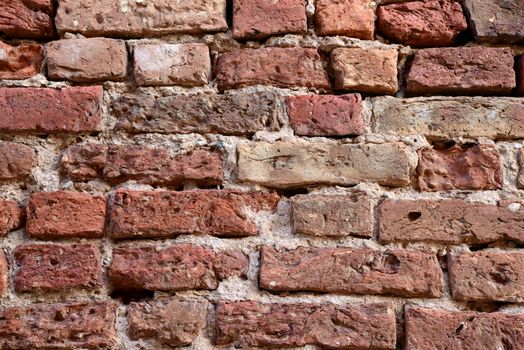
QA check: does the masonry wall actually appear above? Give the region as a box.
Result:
[0,0,524,349]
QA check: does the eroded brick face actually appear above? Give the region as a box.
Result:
[0,41,43,80]
[315,0,375,39]
[0,200,23,236]
[0,142,36,180]
[0,0,55,39]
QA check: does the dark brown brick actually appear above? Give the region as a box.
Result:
[0,302,117,349]
[0,142,36,181]
[260,246,444,297]
[0,199,23,236]
[215,301,396,349]
[108,189,279,239]
[0,0,54,39]
[14,244,102,292]
[110,244,248,291]
[26,191,107,239]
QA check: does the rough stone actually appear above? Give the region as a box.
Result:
[377,0,467,46]
[463,0,524,43]
[416,144,502,192]
[110,244,248,291]
[518,149,524,189]
[291,193,373,237]
[0,302,117,349]
[372,96,524,140]
[46,38,127,82]
[379,199,524,245]
[449,251,524,302]
[112,91,281,135]
[331,47,398,94]
[133,43,211,87]
[216,47,330,91]
[405,307,524,350]
[55,0,228,37]
[0,0,54,39]
[405,47,516,95]
[237,141,412,189]
[26,191,107,239]
[108,189,279,239]
[14,244,102,292]
[61,144,223,186]
[0,142,36,180]
[260,246,444,297]
[0,41,42,80]
[315,0,375,39]
[0,86,103,134]
[233,0,307,40]
[128,297,208,347]
[0,251,6,295]
[286,94,365,136]
[0,200,23,236]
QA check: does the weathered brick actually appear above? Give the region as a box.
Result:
[291,193,373,237]
[315,0,375,39]
[377,0,467,46]
[0,200,23,236]
[463,0,524,43]
[26,191,107,239]
[0,142,36,180]
[416,144,502,192]
[238,141,412,188]
[216,301,396,349]
[449,251,524,303]
[108,189,279,239]
[286,94,365,136]
[14,244,102,292]
[260,246,444,297]
[405,307,524,350]
[0,86,103,134]
[216,47,330,91]
[0,0,54,39]
[233,0,306,39]
[46,38,127,82]
[405,47,516,95]
[61,144,223,186]
[128,297,208,347]
[0,41,42,79]
[55,0,228,37]
[0,251,7,295]
[379,199,524,245]
[331,47,398,94]
[0,302,117,349]
[110,244,248,291]
[372,96,524,140]
[112,91,281,135]
[133,43,211,87]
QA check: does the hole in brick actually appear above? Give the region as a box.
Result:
[407,211,422,221]
[110,289,155,304]
[464,302,508,313]
[49,258,59,266]
[276,187,309,198]
[53,311,65,321]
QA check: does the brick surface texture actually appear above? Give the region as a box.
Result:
[0,2,522,349]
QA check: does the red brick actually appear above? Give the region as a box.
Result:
[380,199,524,245]
[110,244,248,291]
[449,251,524,303]
[46,38,127,82]
[14,244,102,292]
[315,0,375,39]
[291,193,373,237]
[0,0,54,39]
[286,94,365,136]
[233,0,307,39]
[0,200,23,236]
[0,251,7,295]
[215,301,396,349]
[128,297,208,347]
[216,47,330,91]
[0,41,42,79]
[0,302,117,349]
[108,189,279,239]
[416,144,502,192]
[61,144,223,186]
[405,307,524,350]
[0,142,36,180]
[406,47,516,95]
[377,0,467,46]
[260,246,444,297]
[0,86,103,134]
[26,191,107,239]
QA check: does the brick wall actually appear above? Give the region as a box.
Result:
[0,0,523,349]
